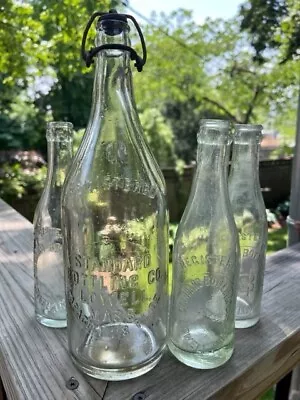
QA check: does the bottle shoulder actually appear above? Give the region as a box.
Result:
[64,157,166,205]
[229,186,266,210]
[34,191,62,230]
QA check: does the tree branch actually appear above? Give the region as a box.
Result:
[229,63,256,77]
[0,21,18,31]
[202,96,241,123]
[243,85,263,123]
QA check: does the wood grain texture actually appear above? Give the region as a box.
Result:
[0,199,107,400]
[0,198,300,400]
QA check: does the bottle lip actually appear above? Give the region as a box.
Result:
[234,124,263,131]
[46,121,73,141]
[99,11,128,23]
[97,18,130,34]
[199,119,230,129]
[197,119,232,144]
[47,121,73,130]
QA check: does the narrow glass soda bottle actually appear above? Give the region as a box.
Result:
[34,121,73,328]
[229,124,267,328]
[169,119,240,369]
[61,10,169,380]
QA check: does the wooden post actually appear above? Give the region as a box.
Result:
[274,371,292,400]
[0,378,7,400]
[287,89,300,246]
[287,87,300,399]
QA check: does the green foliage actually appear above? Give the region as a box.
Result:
[32,0,111,76]
[139,108,177,167]
[134,11,298,160]
[240,0,300,63]
[260,388,274,400]
[277,0,300,63]
[0,163,47,201]
[163,98,224,162]
[0,2,48,81]
[267,227,288,254]
[0,0,110,151]
[240,0,288,63]
[169,223,178,251]
[0,2,298,165]
[73,129,85,153]
[134,10,207,108]
[275,199,290,217]
[270,143,294,159]
[266,209,277,225]
[41,73,94,130]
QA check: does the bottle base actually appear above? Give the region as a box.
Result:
[235,297,260,328]
[70,350,163,381]
[235,316,259,329]
[36,314,67,328]
[168,340,234,369]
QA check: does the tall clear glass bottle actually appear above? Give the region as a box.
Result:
[34,121,73,328]
[61,11,168,381]
[229,124,267,328]
[169,119,240,369]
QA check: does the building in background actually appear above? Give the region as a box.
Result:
[260,129,281,160]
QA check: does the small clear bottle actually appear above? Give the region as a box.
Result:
[61,11,169,380]
[34,121,73,328]
[229,124,267,328]
[169,119,240,369]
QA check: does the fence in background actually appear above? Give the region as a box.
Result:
[163,159,292,222]
[0,157,293,223]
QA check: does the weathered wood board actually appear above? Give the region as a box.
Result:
[0,198,300,399]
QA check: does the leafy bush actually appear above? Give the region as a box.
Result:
[0,163,47,202]
[275,199,290,218]
[270,143,294,159]
[140,108,178,168]
[266,209,277,226]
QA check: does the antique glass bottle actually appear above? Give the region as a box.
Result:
[61,11,168,380]
[34,121,73,328]
[229,124,267,328]
[169,119,240,369]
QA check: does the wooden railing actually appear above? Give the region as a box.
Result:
[0,198,299,399]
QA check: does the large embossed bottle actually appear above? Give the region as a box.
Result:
[61,10,168,380]
[34,121,73,328]
[229,124,267,328]
[169,119,240,369]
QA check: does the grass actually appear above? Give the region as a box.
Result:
[261,389,275,400]
[267,226,288,255]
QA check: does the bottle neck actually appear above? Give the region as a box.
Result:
[230,139,260,181]
[193,140,230,200]
[196,126,231,179]
[75,25,165,196]
[89,24,135,122]
[94,49,134,111]
[197,142,229,172]
[46,140,73,188]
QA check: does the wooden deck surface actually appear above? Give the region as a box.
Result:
[0,198,300,399]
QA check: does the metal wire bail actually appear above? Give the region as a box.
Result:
[81,9,147,72]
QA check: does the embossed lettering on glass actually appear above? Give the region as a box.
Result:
[169,119,240,369]
[61,10,168,381]
[229,124,267,328]
[34,121,73,328]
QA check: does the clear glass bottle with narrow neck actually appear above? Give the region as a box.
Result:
[61,11,168,381]
[169,119,240,369]
[229,124,267,328]
[34,121,73,328]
